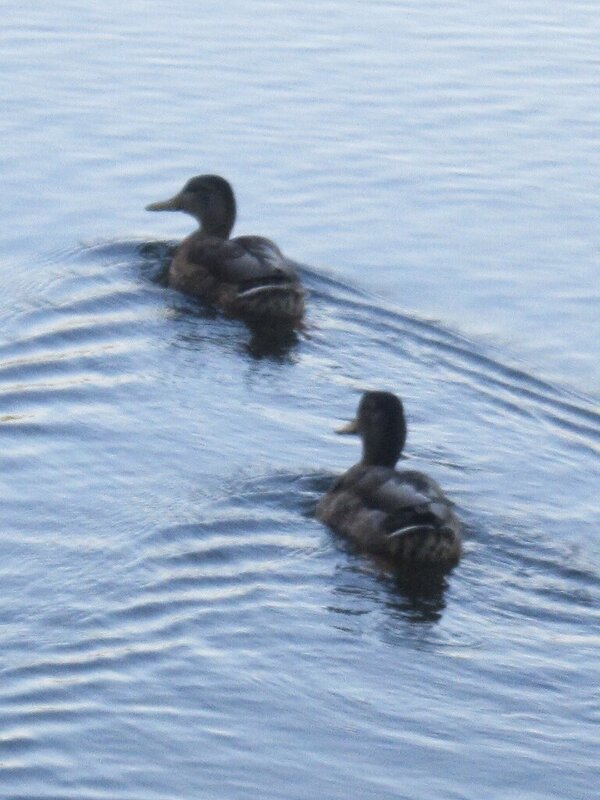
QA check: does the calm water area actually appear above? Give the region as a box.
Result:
[0,2,598,798]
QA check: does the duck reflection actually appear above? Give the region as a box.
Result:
[327,547,449,625]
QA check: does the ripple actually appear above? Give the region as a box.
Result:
[308,269,600,449]
[0,240,597,800]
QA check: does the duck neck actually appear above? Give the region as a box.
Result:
[200,215,234,239]
[360,429,405,468]
[199,191,236,239]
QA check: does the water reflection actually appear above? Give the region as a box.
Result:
[244,319,301,360]
[328,549,449,625]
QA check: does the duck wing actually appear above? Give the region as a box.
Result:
[188,235,298,287]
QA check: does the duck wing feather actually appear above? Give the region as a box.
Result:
[188,235,298,287]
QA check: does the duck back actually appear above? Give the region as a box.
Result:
[316,464,461,569]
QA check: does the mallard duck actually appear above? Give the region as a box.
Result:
[316,391,462,570]
[146,174,305,325]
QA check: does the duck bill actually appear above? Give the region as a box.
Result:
[145,193,183,212]
[336,418,359,435]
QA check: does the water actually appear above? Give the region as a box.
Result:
[0,2,598,798]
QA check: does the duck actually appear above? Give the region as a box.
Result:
[316,391,462,571]
[146,174,305,325]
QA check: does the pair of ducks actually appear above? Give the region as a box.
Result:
[147,176,462,572]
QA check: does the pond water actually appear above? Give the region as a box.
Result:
[0,2,598,799]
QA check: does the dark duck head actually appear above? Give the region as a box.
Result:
[146,174,236,239]
[338,391,407,468]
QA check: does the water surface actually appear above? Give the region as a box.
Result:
[0,2,598,799]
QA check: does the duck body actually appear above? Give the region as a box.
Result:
[316,463,461,568]
[147,175,305,325]
[316,392,461,571]
[169,232,305,322]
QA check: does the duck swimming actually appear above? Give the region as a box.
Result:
[146,175,305,325]
[316,391,462,571]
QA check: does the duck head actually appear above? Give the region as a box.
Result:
[337,391,407,467]
[146,174,236,238]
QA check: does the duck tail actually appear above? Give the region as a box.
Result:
[387,524,461,567]
[230,284,305,323]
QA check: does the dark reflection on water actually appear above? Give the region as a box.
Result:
[329,561,449,625]
[244,321,301,361]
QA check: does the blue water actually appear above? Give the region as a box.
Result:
[0,2,598,799]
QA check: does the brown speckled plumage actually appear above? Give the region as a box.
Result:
[147,175,305,325]
[316,392,462,571]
